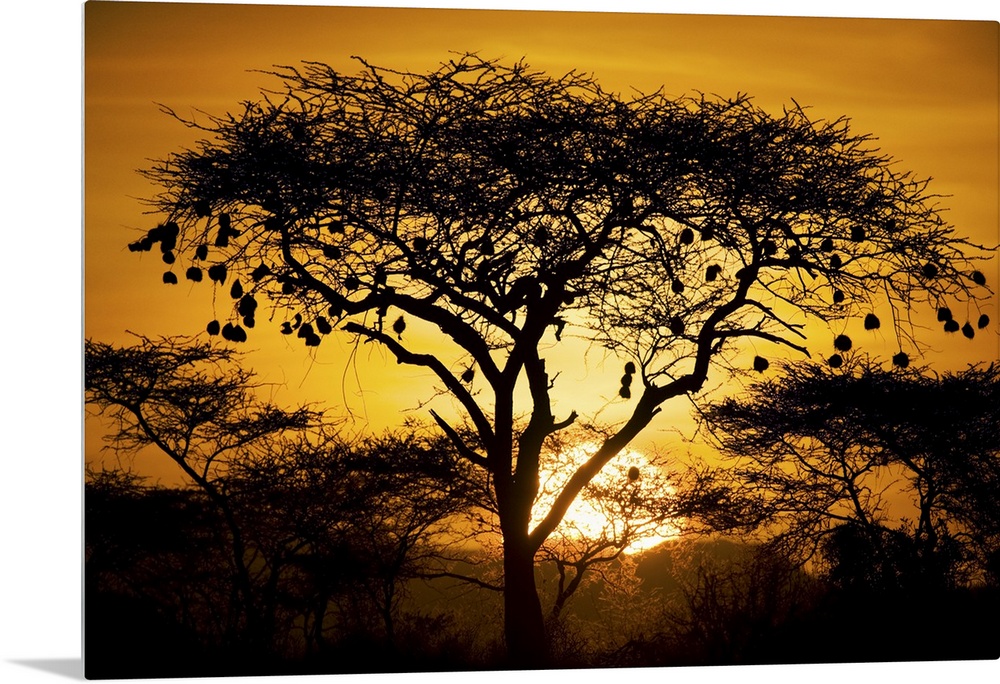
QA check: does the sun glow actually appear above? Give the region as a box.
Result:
[529,442,682,555]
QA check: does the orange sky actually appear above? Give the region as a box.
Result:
[84,2,999,482]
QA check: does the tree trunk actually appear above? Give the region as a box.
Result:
[503,534,548,669]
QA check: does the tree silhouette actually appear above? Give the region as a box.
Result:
[135,54,992,665]
[699,358,1000,588]
[85,336,322,653]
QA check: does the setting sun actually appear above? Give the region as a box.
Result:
[531,442,682,554]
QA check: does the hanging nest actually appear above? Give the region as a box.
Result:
[753,356,769,373]
[207,264,227,284]
[206,320,220,336]
[892,352,909,368]
[828,353,844,368]
[943,319,960,333]
[937,307,953,322]
[193,199,211,218]
[628,466,640,482]
[221,323,247,343]
[162,271,177,285]
[978,314,990,329]
[864,313,880,330]
[962,322,975,339]
[834,334,852,351]
[392,315,406,339]
[237,294,257,318]
[250,263,271,281]
[972,270,987,286]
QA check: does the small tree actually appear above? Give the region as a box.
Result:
[699,358,1000,588]
[134,54,991,665]
[85,336,322,651]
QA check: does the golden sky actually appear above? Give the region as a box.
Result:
[84,1,999,482]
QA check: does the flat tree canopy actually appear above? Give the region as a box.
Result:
[134,53,993,665]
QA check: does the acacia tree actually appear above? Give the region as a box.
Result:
[85,336,323,652]
[133,54,991,665]
[698,358,1000,588]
